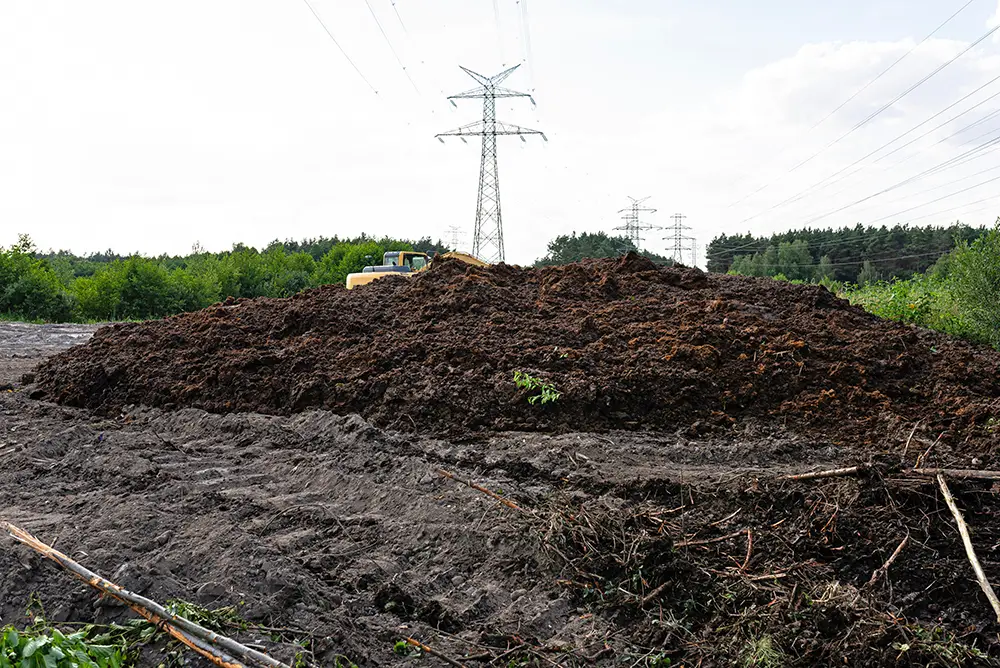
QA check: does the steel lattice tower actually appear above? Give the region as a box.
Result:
[664,213,695,265]
[613,196,660,250]
[437,65,546,263]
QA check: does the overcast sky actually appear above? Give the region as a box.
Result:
[3,0,1000,266]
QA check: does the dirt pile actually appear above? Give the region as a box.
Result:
[31,254,1000,449]
[27,255,1000,448]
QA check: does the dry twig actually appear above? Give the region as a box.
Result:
[865,534,909,588]
[936,475,1000,623]
[778,466,864,481]
[2,522,289,668]
[439,470,533,516]
[405,638,467,668]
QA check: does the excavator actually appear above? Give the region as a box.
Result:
[345,250,488,289]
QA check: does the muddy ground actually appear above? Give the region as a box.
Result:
[3,324,1000,666]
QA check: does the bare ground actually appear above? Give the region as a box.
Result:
[2,323,1000,666]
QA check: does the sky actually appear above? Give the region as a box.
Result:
[2,0,1000,267]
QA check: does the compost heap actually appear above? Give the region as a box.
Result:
[32,254,1000,453]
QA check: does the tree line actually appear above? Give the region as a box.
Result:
[1,234,448,322]
[707,223,987,283]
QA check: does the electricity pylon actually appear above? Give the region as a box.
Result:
[613,196,660,250]
[664,213,695,265]
[436,64,546,263]
[446,225,464,251]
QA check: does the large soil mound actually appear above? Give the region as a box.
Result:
[31,255,1000,448]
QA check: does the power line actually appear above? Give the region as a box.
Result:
[733,249,954,269]
[362,0,421,94]
[759,73,1000,217]
[865,172,1000,226]
[389,0,409,34]
[737,21,1000,225]
[727,0,978,208]
[299,0,378,95]
[807,104,1000,207]
[706,208,992,260]
[492,0,504,65]
[518,0,537,91]
[794,134,1000,228]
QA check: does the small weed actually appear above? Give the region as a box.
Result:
[513,371,561,405]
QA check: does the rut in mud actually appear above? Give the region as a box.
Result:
[30,255,1000,455]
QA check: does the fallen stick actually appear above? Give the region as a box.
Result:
[778,466,864,481]
[2,522,289,668]
[901,420,922,457]
[439,470,533,516]
[936,476,1000,623]
[406,638,468,668]
[865,534,909,588]
[640,580,670,607]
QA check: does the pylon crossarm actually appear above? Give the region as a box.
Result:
[491,86,534,100]
[459,66,490,85]
[490,63,521,84]
[494,120,545,137]
[436,121,487,138]
[447,86,489,101]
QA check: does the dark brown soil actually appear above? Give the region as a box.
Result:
[29,255,1000,459]
[4,257,1000,666]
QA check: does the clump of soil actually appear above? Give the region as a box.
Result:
[31,254,1000,453]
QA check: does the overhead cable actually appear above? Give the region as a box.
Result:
[362,0,421,94]
[299,0,379,95]
[727,0,981,207]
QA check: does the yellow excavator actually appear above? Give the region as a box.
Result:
[345,250,488,290]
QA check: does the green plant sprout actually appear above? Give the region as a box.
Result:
[513,371,561,405]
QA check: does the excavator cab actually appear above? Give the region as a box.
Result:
[348,251,431,289]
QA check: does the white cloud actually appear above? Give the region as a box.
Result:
[2,2,1000,268]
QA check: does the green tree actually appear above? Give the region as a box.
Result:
[0,235,75,321]
[949,223,1000,347]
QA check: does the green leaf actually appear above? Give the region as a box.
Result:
[21,638,45,658]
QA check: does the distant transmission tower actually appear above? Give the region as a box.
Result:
[446,225,464,251]
[613,196,660,250]
[691,238,699,268]
[664,213,695,265]
[436,65,546,263]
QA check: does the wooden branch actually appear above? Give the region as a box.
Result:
[865,534,909,588]
[406,638,468,668]
[2,522,289,668]
[439,470,532,516]
[640,581,670,607]
[778,466,863,482]
[901,420,922,457]
[936,476,1000,623]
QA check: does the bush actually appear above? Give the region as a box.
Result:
[0,236,75,322]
